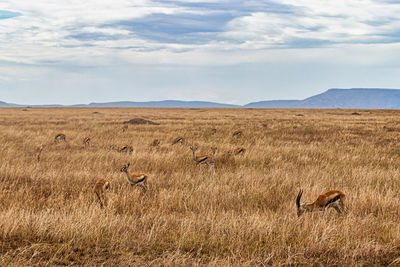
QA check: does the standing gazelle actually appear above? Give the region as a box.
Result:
[296,189,348,217]
[190,145,217,166]
[120,163,148,192]
[54,133,66,143]
[94,178,111,208]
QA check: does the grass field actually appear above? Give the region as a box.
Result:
[1,107,400,266]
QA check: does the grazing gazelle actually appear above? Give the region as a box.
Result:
[151,139,160,147]
[296,189,348,217]
[120,163,148,192]
[119,145,134,154]
[228,147,246,156]
[172,137,185,145]
[190,145,217,166]
[232,130,242,138]
[94,178,111,208]
[54,133,66,143]
[83,137,91,146]
[37,144,44,162]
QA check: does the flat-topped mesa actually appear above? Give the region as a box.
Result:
[296,189,348,217]
[120,163,148,192]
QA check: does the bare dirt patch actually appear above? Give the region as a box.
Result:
[123,118,160,125]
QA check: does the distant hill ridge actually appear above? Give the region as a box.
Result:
[2,88,400,108]
[245,88,400,108]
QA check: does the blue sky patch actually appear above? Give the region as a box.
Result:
[105,12,236,44]
[0,10,21,19]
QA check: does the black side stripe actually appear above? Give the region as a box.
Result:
[324,194,341,207]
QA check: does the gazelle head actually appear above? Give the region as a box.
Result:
[211,147,217,154]
[120,163,130,172]
[190,145,198,152]
[296,189,307,217]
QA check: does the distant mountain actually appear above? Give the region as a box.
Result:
[3,88,400,108]
[86,100,240,108]
[244,88,400,109]
[244,100,301,108]
[0,100,20,107]
[300,88,400,109]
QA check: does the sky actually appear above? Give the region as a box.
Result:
[1,0,400,105]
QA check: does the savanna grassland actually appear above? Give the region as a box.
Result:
[1,107,400,266]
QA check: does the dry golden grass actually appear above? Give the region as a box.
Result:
[1,107,400,266]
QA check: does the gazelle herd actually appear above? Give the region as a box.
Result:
[37,130,348,216]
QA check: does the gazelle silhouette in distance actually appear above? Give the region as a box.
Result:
[54,133,66,143]
[94,178,111,208]
[296,189,348,217]
[120,163,148,192]
[151,139,160,147]
[83,137,91,147]
[119,145,134,154]
[228,147,246,156]
[172,137,185,145]
[190,145,217,166]
[232,130,242,138]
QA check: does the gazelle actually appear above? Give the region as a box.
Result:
[37,144,44,162]
[83,137,91,146]
[172,137,185,145]
[119,145,134,154]
[190,145,217,166]
[54,133,66,143]
[151,139,160,147]
[120,163,148,192]
[232,130,242,138]
[228,147,246,156]
[94,178,111,208]
[296,189,348,217]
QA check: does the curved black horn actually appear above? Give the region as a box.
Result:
[296,189,303,208]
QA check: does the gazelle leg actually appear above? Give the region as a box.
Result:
[96,192,104,208]
[333,205,341,216]
[323,206,329,218]
[138,183,147,193]
[339,201,348,214]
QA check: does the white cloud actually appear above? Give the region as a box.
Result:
[1,0,400,104]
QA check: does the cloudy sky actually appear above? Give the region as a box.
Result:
[1,0,400,105]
